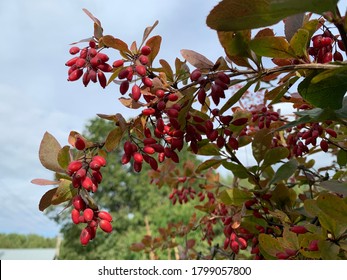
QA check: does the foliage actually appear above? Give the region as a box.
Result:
[0,233,56,248]
[32,0,347,259]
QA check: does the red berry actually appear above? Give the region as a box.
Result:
[276,252,289,259]
[190,69,202,81]
[68,69,83,81]
[83,208,94,222]
[135,65,147,77]
[93,155,106,166]
[142,108,156,116]
[120,80,129,95]
[118,68,130,80]
[139,55,149,65]
[230,240,240,254]
[132,85,141,101]
[289,225,308,234]
[80,228,91,245]
[142,77,153,87]
[72,195,86,211]
[69,46,80,55]
[308,239,319,251]
[82,177,93,191]
[112,59,124,68]
[333,51,343,61]
[98,71,107,88]
[133,152,143,163]
[320,139,329,152]
[89,160,101,171]
[99,219,113,233]
[338,40,346,51]
[325,128,337,138]
[133,161,142,172]
[96,52,109,63]
[75,137,86,150]
[140,45,151,56]
[67,160,83,173]
[65,57,79,67]
[98,211,113,222]
[71,209,80,224]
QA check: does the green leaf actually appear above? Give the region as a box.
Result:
[269,159,298,185]
[252,129,272,164]
[195,142,221,156]
[39,132,65,173]
[195,158,225,173]
[258,233,283,259]
[38,179,76,211]
[320,241,341,260]
[289,28,309,57]
[222,161,250,179]
[337,150,347,167]
[319,180,347,197]
[219,80,254,114]
[250,36,295,59]
[105,127,125,152]
[317,193,347,225]
[206,0,338,31]
[57,145,71,170]
[217,30,251,60]
[262,147,290,168]
[218,188,253,206]
[51,179,77,206]
[271,184,294,208]
[298,69,347,109]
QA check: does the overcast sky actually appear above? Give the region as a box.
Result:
[1,0,345,239]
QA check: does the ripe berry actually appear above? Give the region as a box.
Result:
[320,139,329,152]
[325,128,337,138]
[71,209,80,224]
[65,57,79,67]
[72,195,86,211]
[112,59,124,68]
[142,108,156,116]
[289,225,308,234]
[333,51,343,61]
[89,160,101,171]
[140,45,151,56]
[67,160,83,173]
[69,46,80,55]
[82,177,93,191]
[190,69,202,81]
[230,240,240,254]
[93,155,107,166]
[99,219,113,233]
[98,71,107,88]
[142,77,153,87]
[308,239,319,251]
[120,80,129,94]
[98,211,113,222]
[132,85,141,101]
[135,65,147,77]
[139,55,149,65]
[133,161,143,172]
[83,208,94,222]
[68,69,83,81]
[75,137,86,150]
[80,228,91,245]
[133,152,144,163]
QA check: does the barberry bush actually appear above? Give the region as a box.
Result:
[32,0,347,259]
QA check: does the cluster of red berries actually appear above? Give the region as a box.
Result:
[71,195,113,245]
[66,40,112,88]
[251,106,279,129]
[67,136,113,245]
[114,45,153,100]
[286,122,337,157]
[169,186,196,205]
[190,70,231,106]
[308,29,344,63]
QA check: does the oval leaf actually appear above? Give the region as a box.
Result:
[105,127,125,152]
[195,158,225,173]
[180,49,214,69]
[39,132,65,173]
[250,36,295,59]
[206,0,338,31]
[269,158,298,185]
[31,179,60,186]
